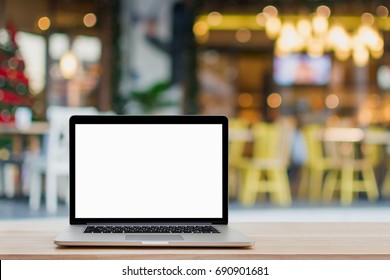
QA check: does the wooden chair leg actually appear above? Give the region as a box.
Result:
[240,169,258,206]
[362,167,378,201]
[340,167,354,206]
[382,168,390,198]
[228,168,238,198]
[323,170,338,202]
[269,169,291,206]
[309,169,324,202]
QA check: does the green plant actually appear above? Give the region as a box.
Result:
[128,81,174,113]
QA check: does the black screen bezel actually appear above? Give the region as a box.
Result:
[69,115,228,225]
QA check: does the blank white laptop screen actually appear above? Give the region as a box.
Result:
[75,124,223,219]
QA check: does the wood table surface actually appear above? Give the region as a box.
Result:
[1,219,390,260]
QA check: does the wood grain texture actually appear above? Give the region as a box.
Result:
[1,219,390,260]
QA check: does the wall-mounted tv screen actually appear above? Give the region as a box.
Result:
[273,54,331,86]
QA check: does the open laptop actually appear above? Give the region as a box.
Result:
[54,115,254,247]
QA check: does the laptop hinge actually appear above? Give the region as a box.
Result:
[86,222,214,225]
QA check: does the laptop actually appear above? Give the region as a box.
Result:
[54,115,254,247]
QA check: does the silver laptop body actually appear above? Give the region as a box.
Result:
[54,115,253,247]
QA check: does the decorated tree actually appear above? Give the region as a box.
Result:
[0,23,33,123]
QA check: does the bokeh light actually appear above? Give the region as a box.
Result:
[325,94,340,109]
[263,5,278,17]
[316,5,331,18]
[361,13,375,26]
[376,5,389,18]
[267,93,282,108]
[235,28,251,43]
[38,17,51,31]
[207,12,222,26]
[83,13,97,28]
[193,21,209,37]
[238,93,253,108]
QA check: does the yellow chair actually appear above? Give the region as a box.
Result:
[298,124,337,201]
[228,118,250,198]
[365,126,387,168]
[239,121,294,206]
[364,126,390,198]
[321,128,379,205]
[382,159,390,197]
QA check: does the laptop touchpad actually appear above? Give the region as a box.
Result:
[125,235,183,241]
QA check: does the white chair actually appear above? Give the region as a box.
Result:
[26,106,98,213]
[0,160,21,198]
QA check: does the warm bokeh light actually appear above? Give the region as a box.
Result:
[38,17,51,31]
[238,93,253,108]
[335,49,350,61]
[267,93,282,108]
[255,13,267,27]
[297,18,311,38]
[325,94,339,109]
[207,12,222,26]
[193,21,209,37]
[376,5,389,18]
[312,15,328,34]
[307,37,325,57]
[265,16,282,39]
[383,100,390,122]
[59,51,78,79]
[327,25,351,50]
[358,108,373,126]
[316,5,331,18]
[352,43,369,67]
[263,5,278,17]
[371,47,384,59]
[235,28,251,43]
[276,22,303,55]
[361,13,375,26]
[262,10,383,65]
[83,13,97,28]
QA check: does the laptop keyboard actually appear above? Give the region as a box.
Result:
[84,225,220,234]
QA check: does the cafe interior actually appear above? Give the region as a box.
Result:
[1,0,390,220]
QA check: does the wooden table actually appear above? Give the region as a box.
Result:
[0,122,49,135]
[0,121,49,154]
[0,122,49,196]
[1,219,390,260]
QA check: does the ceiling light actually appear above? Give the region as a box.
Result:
[83,13,97,28]
[38,17,51,31]
[59,51,78,79]
[207,12,222,26]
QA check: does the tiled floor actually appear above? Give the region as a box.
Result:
[229,200,390,222]
[1,196,390,222]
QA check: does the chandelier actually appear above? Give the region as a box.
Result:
[259,5,384,67]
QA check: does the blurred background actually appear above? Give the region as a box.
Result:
[1,0,390,221]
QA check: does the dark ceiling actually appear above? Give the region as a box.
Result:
[198,0,388,15]
[2,0,112,36]
[2,0,388,36]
